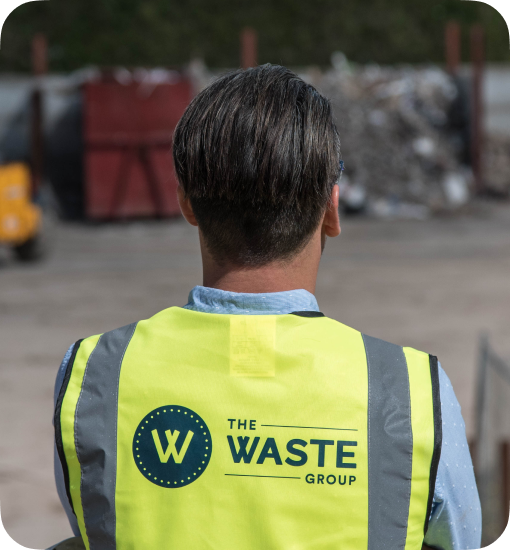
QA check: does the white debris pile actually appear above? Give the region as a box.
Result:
[485,133,510,197]
[318,64,473,217]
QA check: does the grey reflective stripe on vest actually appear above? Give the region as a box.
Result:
[75,322,138,550]
[362,334,413,550]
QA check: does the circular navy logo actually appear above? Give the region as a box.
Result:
[133,405,212,488]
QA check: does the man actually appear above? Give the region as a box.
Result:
[53,64,480,550]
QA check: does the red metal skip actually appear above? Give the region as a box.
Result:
[84,77,192,219]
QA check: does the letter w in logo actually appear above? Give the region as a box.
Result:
[152,429,194,464]
[227,436,260,463]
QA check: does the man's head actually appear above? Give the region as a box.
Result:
[173,64,341,267]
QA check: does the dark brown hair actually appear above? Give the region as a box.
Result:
[173,64,341,266]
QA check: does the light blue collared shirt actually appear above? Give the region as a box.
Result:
[54,286,481,549]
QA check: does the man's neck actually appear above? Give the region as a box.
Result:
[200,232,322,295]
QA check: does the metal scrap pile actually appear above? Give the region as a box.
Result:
[316,63,473,217]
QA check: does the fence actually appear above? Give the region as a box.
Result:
[474,336,510,546]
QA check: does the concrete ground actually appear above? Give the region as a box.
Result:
[1,204,510,548]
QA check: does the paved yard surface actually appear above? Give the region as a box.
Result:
[1,204,510,548]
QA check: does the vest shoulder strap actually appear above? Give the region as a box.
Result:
[362,334,442,549]
[55,323,138,549]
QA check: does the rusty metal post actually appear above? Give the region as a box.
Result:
[470,25,485,195]
[502,441,510,533]
[241,28,257,69]
[32,33,48,76]
[445,21,461,76]
[31,33,47,196]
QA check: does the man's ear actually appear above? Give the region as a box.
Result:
[323,184,341,238]
[177,185,199,227]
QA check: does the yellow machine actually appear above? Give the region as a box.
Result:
[0,163,42,260]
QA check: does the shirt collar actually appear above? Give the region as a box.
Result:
[183,285,320,315]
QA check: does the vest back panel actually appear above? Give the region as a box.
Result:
[58,307,439,550]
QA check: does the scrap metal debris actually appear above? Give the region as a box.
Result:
[484,133,510,197]
[314,62,475,217]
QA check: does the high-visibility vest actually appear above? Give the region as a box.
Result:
[55,307,442,550]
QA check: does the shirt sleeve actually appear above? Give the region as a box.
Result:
[423,365,482,550]
[54,344,81,537]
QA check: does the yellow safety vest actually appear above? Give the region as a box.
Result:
[55,307,442,550]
